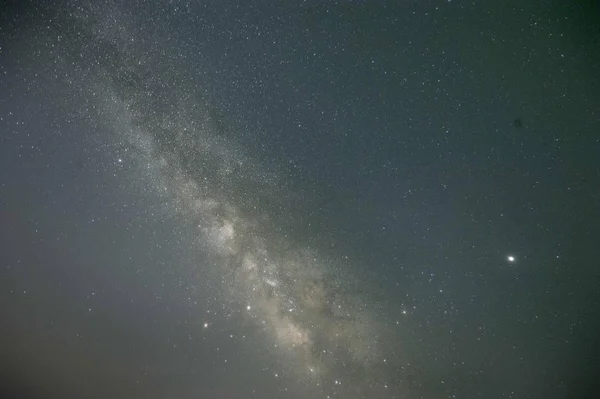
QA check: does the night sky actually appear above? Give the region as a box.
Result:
[1,1,600,398]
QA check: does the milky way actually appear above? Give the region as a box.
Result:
[39,1,405,396]
[5,1,599,398]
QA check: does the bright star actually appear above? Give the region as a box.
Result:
[507,255,515,263]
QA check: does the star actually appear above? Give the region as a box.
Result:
[507,255,516,263]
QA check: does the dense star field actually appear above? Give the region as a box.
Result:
[1,1,599,398]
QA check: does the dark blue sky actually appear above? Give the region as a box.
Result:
[1,1,599,398]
